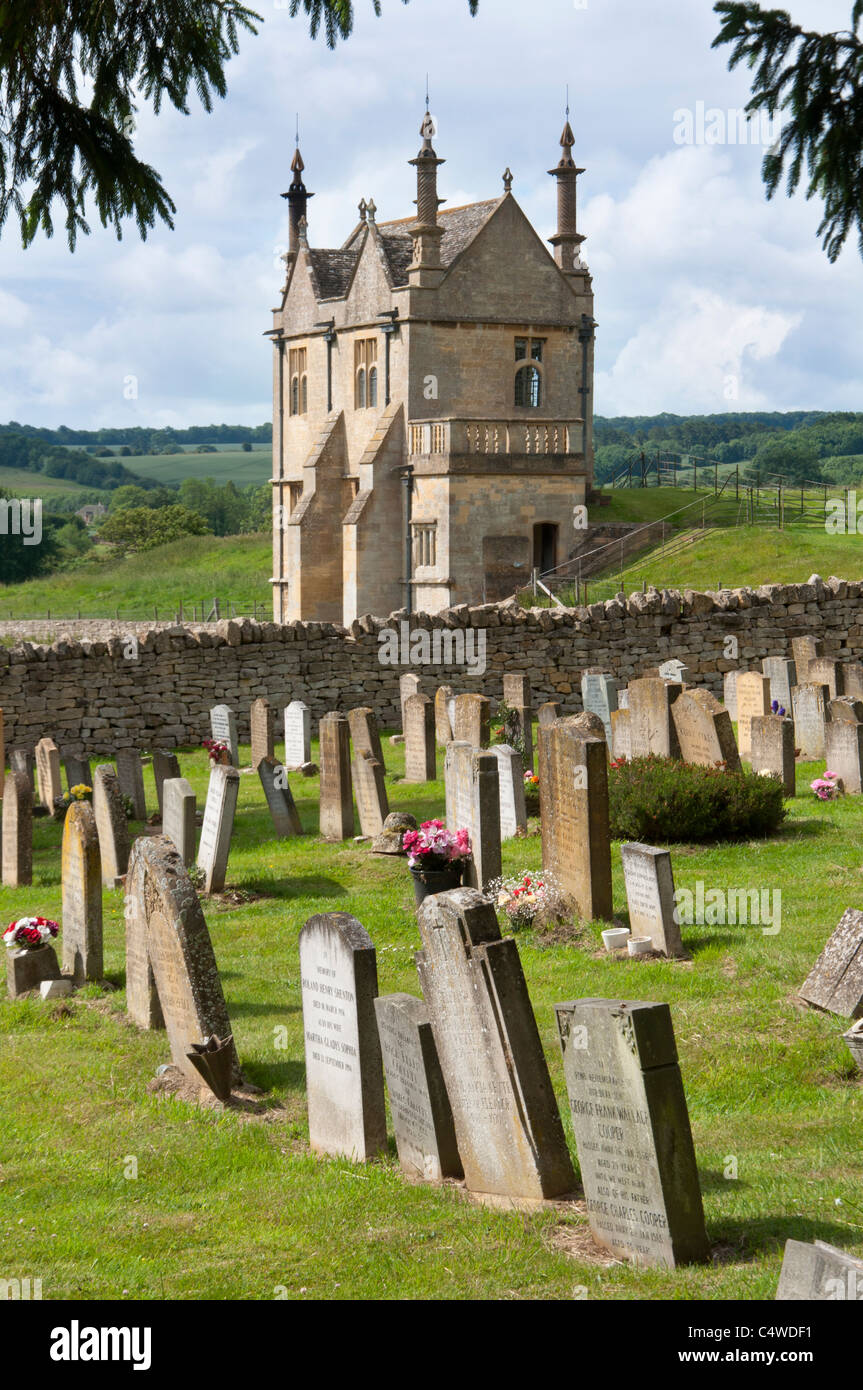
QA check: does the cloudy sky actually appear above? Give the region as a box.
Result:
[2,0,860,429]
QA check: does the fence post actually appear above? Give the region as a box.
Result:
[735,466,739,501]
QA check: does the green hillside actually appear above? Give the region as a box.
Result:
[126,447,272,487]
[0,466,91,499]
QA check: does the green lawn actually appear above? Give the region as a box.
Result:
[1,742,860,1300]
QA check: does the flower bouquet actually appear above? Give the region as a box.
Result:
[403,820,471,905]
[811,770,842,801]
[52,783,92,820]
[523,770,540,816]
[4,917,60,952]
[203,738,231,766]
[488,871,564,932]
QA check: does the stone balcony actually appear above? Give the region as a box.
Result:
[407,417,587,474]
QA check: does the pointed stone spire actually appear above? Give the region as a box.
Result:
[281,140,314,258]
[358,197,368,224]
[366,197,377,225]
[502,167,513,194]
[408,108,445,285]
[548,107,586,273]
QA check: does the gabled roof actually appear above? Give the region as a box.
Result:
[308,247,360,300]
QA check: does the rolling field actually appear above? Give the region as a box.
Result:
[117,447,272,488]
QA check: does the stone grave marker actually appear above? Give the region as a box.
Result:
[116,749,147,821]
[258,757,302,838]
[1,769,32,886]
[299,912,387,1161]
[319,712,354,841]
[842,661,863,701]
[581,672,621,745]
[555,997,709,1268]
[537,700,562,727]
[35,736,62,810]
[0,706,3,797]
[162,777,197,865]
[347,707,385,767]
[352,750,389,838]
[844,1019,863,1072]
[671,689,741,771]
[791,683,829,760]
[628,677,682,758]
[250,697,275,770]
[374,993,462,1182]
[829,695,863,723]
[723,669,740,721]
[658,658,690,684]
[621,842,685,957]
[92,764,131,888]
[452,693,491,749]
[493,744,527,839]
[210,704,239,767]
[825,715,863,794]
[61,800,102,982]
[443,742,501,891]
[416,888,575,1201]
[152,749,181,818]
[434,685,454,745]
[791,635,822,684]
[538,714,612,921]
[618,687,629,710]
[610,708,632,761]
[196,763,240,893]
[808,657,843,701]
[776,1240,863,1301]
[502,672,531,710]
[284,700,312,768]
[750,715,796,796]
[735,671,771,761]
[372,811,417,855]
[762,656,796,712]
[399,672,422,732]
[124,835,240,1086]
[502,672,534,771]
[800,908,863,1018]
[62,753,93,793]
[403,693,436,782]
[9,747,34,790]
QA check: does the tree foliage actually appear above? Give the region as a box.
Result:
[99,504,211,552]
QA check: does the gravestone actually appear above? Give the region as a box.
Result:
[61,800,102,982]
[581,672,621,745]
[250,697,275,770]
[374,993,462,1182]
[35,737,62,810]
[434,685,454,745]
[844,1019,863,1072]
[735,671,771,761]
[197,763,240,893]
[299,912,387,1161]
[617,688,630,710]
[841,661,863,701]
[352,750,389,838]
[416,888,575,1201]
[403,693,436,782]
[808,657,843,701]
[62,753,93,793]
[621,843,685,957]
[258,757,302,837]
[791,635,822,684]
[628,678,682,759]
[0,707,3,797]
[538,715,613,920]
[502,673,531,710]
[284,700,312,769]
[493,744,527,839]
[791,683,829,760]
[210,704,239,767]
[800,908,863,1019]
[92,764,131,888]
[319,712,354,841]
[372,811,417,855]
[1,769,32,886]
[825,716,863,794]
[502,672,534,771]
[452,693,491,749]
[9,747,34,790]
[162,777,197,865]
[658,658,689,684]
[443,742,501,891]
[399,673,422,732]
[750,715,796,796]
[723,670,740,721]
[610,708,632,761]
[347,707,385,767]
[537,700,562,727]
[124,835,240,1086]
[116,749,147,821]
[556,997,709,1268]
[671,689,741,771]
[829,695,863,723]
[776,1240,863,1301]
[762,657,796,712]
[152,749,181,818]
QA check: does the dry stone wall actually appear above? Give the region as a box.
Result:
[1,576,862,756]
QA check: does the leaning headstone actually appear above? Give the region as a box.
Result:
[800,908,863,1018]
[581,672,621,745]
[416,888,575,1201]
[776,1240,863,1301]
[162,777,197,866]
[809,657,843,701]
[825,715,863,794]
[250,697,275,770]
[671,689,741,771]
[352,751,389,838]
[374,993,463,1182]
[371,811,417,855]
[735,671,771,761]
[723,669,740,721]
[537,700,562,727]
[1,769,32,886]
[493,744,527,839]
[538,714,613,921]
[791,635,822,684]
[621,842,685,957]
[829,695,863,723]
[762,657,797,712]
[116,749,147,821]
[319,712,354,841]
[35,737,62,810]
[555,998,709,1268]
[284,700,312,769]
[210,704,239,767]
[452,693,491,749]
[62,753,92,794]
[347,707,385,767]
[258,757,302,837]
[443,743,501,891]
[750,715,796,796]
[791,683,829,760]
[92,764,131,888]
[628,678,682,759]
[152,749,181,818]
[399,672,422,733]
[299,912,387,1161]
[196,763,240,893]
[124,835,240,1087]
[403,693,436,782]
[434,685,454,745]
[61,801,102,982]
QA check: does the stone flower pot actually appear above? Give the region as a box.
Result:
[6,943,61,1000]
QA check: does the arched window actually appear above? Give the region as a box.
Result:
[515,364,542,408]
[354,337,378,408]
[290,376,299,415]
[356,367,366,409]
[368,365,378,408]
[288,345,308,415]
[300,374,308,414]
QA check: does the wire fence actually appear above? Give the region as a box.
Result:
[0,596,270,624]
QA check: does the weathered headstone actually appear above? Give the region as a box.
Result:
[9,747,34,790]
[493,744,527,839]
[196,763,240,893]
[735,671,771,761]
[347,707,385,767]
[791,635,822,684]
[621,843,685,957]
[776,1240,863,1301]
[258,757,303,837]
[452,693,491,749]
[92,764,131,888]
[299,912,387,1161]
[403,693,436,782]
[723,669,740,721]
[556,998,709,1268]
[250,697,275,770]
[825,715,863,794]
[538,715,613,921]
[800,908,863,1018]
[152,749,181,818]
[750,715,796,796]
[581,672,621,745]
[829,695,863,723]
[35,736,62,810]
[842,661,863,701]
[319,712,354,841]
[210,704,239,767]
[124,835,240,1086]
[62,753,93,793]
[502,673,531,710]
[628,678,682,758]
[417,888,575,1201]
[443,742,501,891]
[374,993,463,1182]
[61,800,103,982]
[352,750,389,838]
[762,656,796,712]
[502,672,534,771]
[809,657,843,701]
[844,1019,863,1072]
[434,685,454,745]
[671,689,741,771]
[791,683,829,759]
[162,777,197,866]
[371,811,417,855]
[284,700,312,768]
[116,749,147,821]
[658,658,690,684]
[399,672,422,733]
[537,700,562,727]
[610,708,632,761]
[1,769,32,886]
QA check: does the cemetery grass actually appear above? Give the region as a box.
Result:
[1,746,861,1301]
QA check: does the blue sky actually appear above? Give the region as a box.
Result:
[1,0,860,428]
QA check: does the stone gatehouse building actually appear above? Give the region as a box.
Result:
[268,110,596,624]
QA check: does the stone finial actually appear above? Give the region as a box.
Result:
[366,197,377,224]
[502,167,513,194]
[358,197,368,223]
[297,214,308,247]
